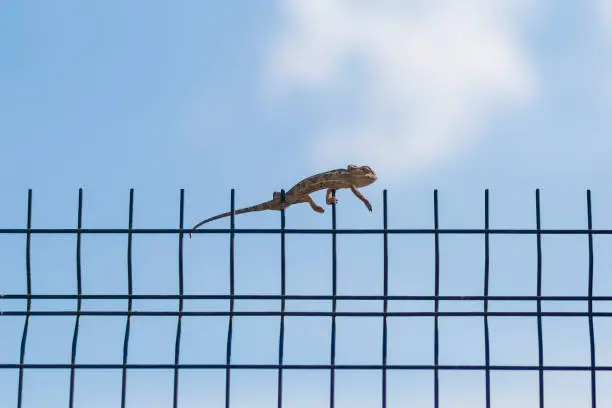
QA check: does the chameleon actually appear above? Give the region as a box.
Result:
[189,164,377,236]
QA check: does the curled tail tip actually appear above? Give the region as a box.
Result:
[189,222,205,238]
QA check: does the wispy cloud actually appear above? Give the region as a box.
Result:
[599,0,612,36]
[267,0,540,178]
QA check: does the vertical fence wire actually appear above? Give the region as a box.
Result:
[225,189,236,408]
[382,190,389,408]
[587,190,596,408]
[120,189,135,408]
[483,189,491,408]
[277,190,287,408]
[16,189,32,408]
[433,190,440,408]
[535,189,544,408]
[68,188,83,408]
[330,189,337,408]
[173,189,185,408]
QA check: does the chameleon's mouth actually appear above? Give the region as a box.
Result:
[362,173,377,185]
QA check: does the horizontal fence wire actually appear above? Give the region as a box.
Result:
[0,188,607,408]
[1,228,611,234]
[2,364,612,371]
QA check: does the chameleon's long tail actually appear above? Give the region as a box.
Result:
[189,200,280,237]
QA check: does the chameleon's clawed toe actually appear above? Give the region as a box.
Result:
[315,206,325,213]
[326,198,338,205]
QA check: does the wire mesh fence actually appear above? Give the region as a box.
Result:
[0,188,610,407]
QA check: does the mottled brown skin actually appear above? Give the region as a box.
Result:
[189,164,377,236]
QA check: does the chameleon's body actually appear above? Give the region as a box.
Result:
[190,165,377,235]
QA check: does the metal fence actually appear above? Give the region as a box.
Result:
[0,188,608,407]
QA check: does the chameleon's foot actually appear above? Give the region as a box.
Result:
[273,191,281,200]
[325,189,337,205]
[314,205,325,213]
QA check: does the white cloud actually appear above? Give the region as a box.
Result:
[267,0,540,178]
[599,0,612,35]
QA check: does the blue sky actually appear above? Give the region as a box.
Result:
[2,1,612,407]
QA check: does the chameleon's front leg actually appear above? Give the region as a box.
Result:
[326,189,338,205]
[350,185,372,212]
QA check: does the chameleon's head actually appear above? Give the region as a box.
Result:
[347,164,377,187]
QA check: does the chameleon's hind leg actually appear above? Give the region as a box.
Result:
[326,189,338,205]
[303,195,325,213]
